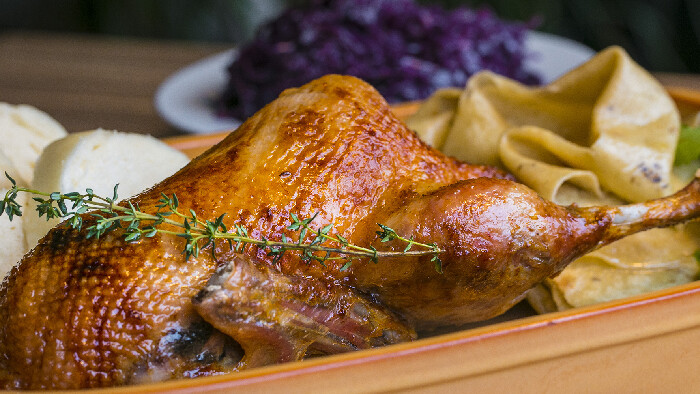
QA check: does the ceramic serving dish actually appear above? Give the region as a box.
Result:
[132,88,700,393]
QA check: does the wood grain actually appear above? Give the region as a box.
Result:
[0,31,230,137]
[1,30,699,141]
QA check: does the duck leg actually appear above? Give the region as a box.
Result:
[574,170,700,242]
[192,256,416,368]
[353,174,700,329]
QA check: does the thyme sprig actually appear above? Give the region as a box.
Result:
[1,172,443,272]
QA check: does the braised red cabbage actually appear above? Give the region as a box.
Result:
[216,0,540,119]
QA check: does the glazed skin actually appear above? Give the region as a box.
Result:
[1,75,699,389]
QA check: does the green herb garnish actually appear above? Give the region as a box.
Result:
[1,172,442,271]
[674,125,700,166]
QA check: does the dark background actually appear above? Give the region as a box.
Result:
[0,0,698,73]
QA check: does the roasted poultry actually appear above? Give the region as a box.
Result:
[2,75,700,389]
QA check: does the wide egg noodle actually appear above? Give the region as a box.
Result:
[407,46,699,313]
[405,88,462,148]
[534,226,700,312]
[498,125,628,205]
[408,46,680,203]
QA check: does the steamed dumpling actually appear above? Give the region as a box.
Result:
[0,151,28,279]
[0,103,68,185]
[25,129,191,247]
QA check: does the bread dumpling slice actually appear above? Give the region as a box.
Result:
[0,150,28,279]
[25,129,191,247]
[0,103,67,185]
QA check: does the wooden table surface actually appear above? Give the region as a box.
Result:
[1,30,699,139]
[0,31,230,138]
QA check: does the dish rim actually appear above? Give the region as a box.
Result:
[99,279,700,393]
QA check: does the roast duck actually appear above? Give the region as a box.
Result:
[2,75,700,389]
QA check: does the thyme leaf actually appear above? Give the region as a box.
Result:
[1,174,444,272]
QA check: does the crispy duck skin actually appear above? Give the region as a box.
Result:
[1,75,700,389]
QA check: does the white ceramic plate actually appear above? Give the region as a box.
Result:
[155,31,595,134]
